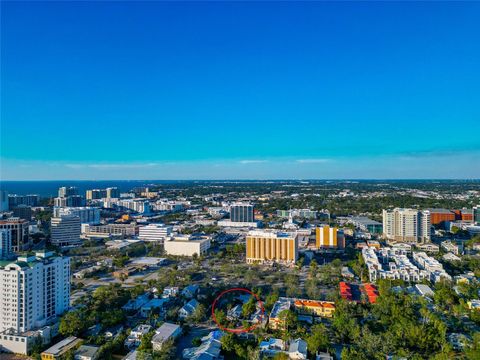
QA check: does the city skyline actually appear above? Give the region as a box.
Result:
[2,1,480,179]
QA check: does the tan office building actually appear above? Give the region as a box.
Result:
[246,230,298,265]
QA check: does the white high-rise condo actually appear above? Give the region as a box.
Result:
[0,251,70,333]
[382,208,431,242]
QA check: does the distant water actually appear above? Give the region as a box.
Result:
[0,180,185,197]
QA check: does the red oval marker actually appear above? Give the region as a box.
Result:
[211,287,265,333]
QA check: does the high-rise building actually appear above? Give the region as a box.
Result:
[0,230,12,259]
[316,225,345,248]
[86,189,106,200]
[0,218,30,252]
[246,230,298,265]
[230,203,254,223]
[382,208,431,242]
[50,216,81,247]
[86,187,119,200]
[56,187,84,208]
[8,194,39,209]
[58,186,78,198]
[12,205,33,221]
[0,190,8,212]
[54,195,85,207]
[474,206,480,225]
[138,224,173,243]
[0,251,70,333]
[106,187,120,199]
[53,207,100,225]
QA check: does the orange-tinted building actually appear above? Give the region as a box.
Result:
[362,283,379,304]
[293,299,336,318]
[428,209,456,225]
[246,230,298,265]
[315,225,345,249]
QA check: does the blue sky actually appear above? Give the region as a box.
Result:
[1,1,479,180]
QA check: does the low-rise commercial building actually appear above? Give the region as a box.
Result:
[164,235,210,257]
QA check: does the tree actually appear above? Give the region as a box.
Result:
[191,303,206,322]
[306,324,329,354]
[242,296,256,317]
[214,309,227,327]
[278,309,297,333]
[221,333,236,352]
[59,310,86,336]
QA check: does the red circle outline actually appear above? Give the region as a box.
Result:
[211,287,265,333]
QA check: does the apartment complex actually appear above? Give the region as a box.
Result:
[50,216,81,247]
[0,251,70,333]
[382,208,431,242]
[53,206,100,225]
[86,187,119,200]
[7,194,39,209]
[246,230,298,265]
[0,218,30,252]
[276,209,318,219]
[82,223,138,238]
[315,225,345,249]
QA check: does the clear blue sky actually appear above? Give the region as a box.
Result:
[1,1,479,180]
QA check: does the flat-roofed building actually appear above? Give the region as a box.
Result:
[151,323,181,351]
[0,251,70,333]
[0,217,30,252]
[51,216,81,247]
[427,209,456,225]
[246,230,298,265]
[83,223,138,238]
[164,235,211,257]
[138,223,173,243]
[41,336,81,360]
[382,208,431,243]
[315,225,345,249]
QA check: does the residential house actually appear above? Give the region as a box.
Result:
[181,284,199,299]
[140,298,168,318]
[74,345,100,360]
[289,339,307,360]
[162,286,179,298]
[179,299,200,319]
[260,338,286,357]
[183,330,223,360]
[151,323,181,351]
[122,294,150,311]
[124,325,152,349]
[227,305,243,320]
[269,298,293,330]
